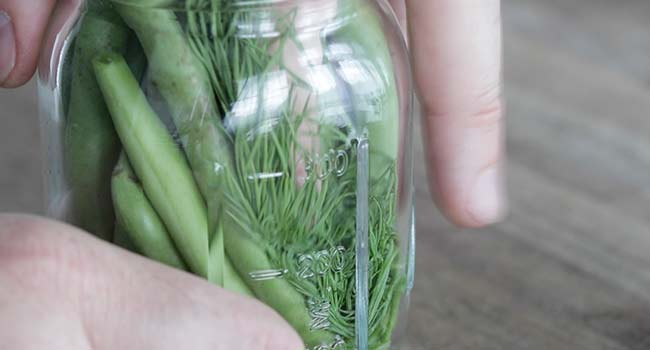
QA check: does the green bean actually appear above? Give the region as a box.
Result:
[114,3,242,286]
[115,4,233,197]
[209,227,254,296]
[112,152,187,270]
[222,189,335,348]
[223,251,255,296]
[93,53,208,277]
[113,220,139,254]
[63,3,130,240]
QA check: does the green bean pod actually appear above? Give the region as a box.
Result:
[115,2,238,284]
[114,4,233,197]
[209,227,254,296]
[93,53,209,277]
[223,216,335,348]
[112,152,187,270]
[63,3,130,240]
[221,176,335,347]
[113,220,139,253]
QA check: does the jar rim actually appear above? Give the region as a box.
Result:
[106,0,369,37]
[107,0,362,12]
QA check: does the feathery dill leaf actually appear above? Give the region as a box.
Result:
[185,1,404,348]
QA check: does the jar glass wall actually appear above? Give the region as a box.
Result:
[39,1,415,349]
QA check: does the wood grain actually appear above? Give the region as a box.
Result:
[401,0,650,348]
[0,0,649,348]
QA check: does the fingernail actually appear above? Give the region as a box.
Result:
[466,165,506,225]
[0,11,16,84]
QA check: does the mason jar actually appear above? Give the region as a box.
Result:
[39,0,415,349]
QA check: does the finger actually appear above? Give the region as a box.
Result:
[39,0,83,83]
[388,0,407,34]
[406,0,506,227]
[0,0,57,87]
[0,214,304,350]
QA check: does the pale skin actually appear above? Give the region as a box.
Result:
[0,0,504,348]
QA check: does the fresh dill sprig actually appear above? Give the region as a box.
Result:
[225,108,403,349]
[185,1,405,348]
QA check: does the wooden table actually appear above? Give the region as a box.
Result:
[404,0,650,348]
[1,0,649,348]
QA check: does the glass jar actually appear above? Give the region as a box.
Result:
[39,0,415,349]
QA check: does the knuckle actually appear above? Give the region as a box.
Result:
[423,82,504,132]
[466,84,504,130]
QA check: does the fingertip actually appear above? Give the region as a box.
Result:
[1,65,35,88]
[0,0,57,88]
[421,93,506,228]
[431,162,507,228]
[465,164,507,226]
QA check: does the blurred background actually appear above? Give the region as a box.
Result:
[1,0,649,348]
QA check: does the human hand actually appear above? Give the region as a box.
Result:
[0,214,303,350]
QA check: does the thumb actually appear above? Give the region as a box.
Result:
[0,0,57,87]
[0,214,304,350]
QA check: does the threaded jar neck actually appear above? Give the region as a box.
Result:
[107,0,368,37]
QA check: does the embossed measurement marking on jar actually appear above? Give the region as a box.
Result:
[304,147,350,180]
[248,247,346,282]
[307,298,331,330]
[248,269,288,281]
[246,171,285,181]
[297,246,346,279]
[308,335,345,350]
